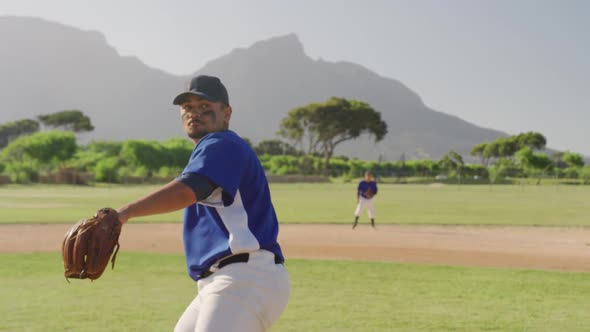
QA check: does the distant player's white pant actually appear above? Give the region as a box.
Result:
[174,250,290,332]
[355,197,375,219]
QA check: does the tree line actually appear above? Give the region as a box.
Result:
[0,101,588,184]
[0,110,93,149]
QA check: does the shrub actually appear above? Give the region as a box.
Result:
[267,155,300,175]
[94,157,121,183]
[4,161,39,183]
[580,166,590,184]
[562,167,580,179]
[156,166,183,178]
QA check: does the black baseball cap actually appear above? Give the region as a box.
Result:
[172,75,230,106]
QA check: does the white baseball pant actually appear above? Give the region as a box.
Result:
[354,197,375,219]
[174,250,290,332]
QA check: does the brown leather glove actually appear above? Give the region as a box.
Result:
[62,208,122,281]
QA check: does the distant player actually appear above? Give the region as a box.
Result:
[353,171,378,229]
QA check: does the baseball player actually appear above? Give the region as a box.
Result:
[353,171,378,229]
[116,75,290,332]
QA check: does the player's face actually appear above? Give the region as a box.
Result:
[179,96,232,141]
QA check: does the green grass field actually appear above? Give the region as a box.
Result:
[1,253,589,332]
[0,183,589,226]
[1,184,589,331]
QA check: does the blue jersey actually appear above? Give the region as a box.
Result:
[357,180,377,199]
[180,130,283,281]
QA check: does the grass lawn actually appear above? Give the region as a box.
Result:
[0,183,589,226]
[1,253,589,332]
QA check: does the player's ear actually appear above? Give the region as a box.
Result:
[223,105,232,123]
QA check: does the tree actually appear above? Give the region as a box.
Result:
[550,151,584,177]
[562,152,585,168]
[470,143,491,167]
[439,150,464,181]
[469,141,502,168]
[255,139,298,156]
[488,158,519,184]
[277,106,316,154]
[470,132,548,172]
[515,147,552,184]
[483,142,502,160]
[496,137,520,158]
[552,152,585,179]
[0,119,40,149]
[514,132,547,150]
[550,151,568,170]
[38,110,94,133]
[278,97,387,174]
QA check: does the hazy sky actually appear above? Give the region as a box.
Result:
[2,0,589,155]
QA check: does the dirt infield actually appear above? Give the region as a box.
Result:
[1,223,589,272]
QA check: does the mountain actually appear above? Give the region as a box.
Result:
[0,16,184,141]
[0,16,509,161]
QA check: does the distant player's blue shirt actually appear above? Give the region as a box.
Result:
[357,180,377,199]
[180,130,283,281]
